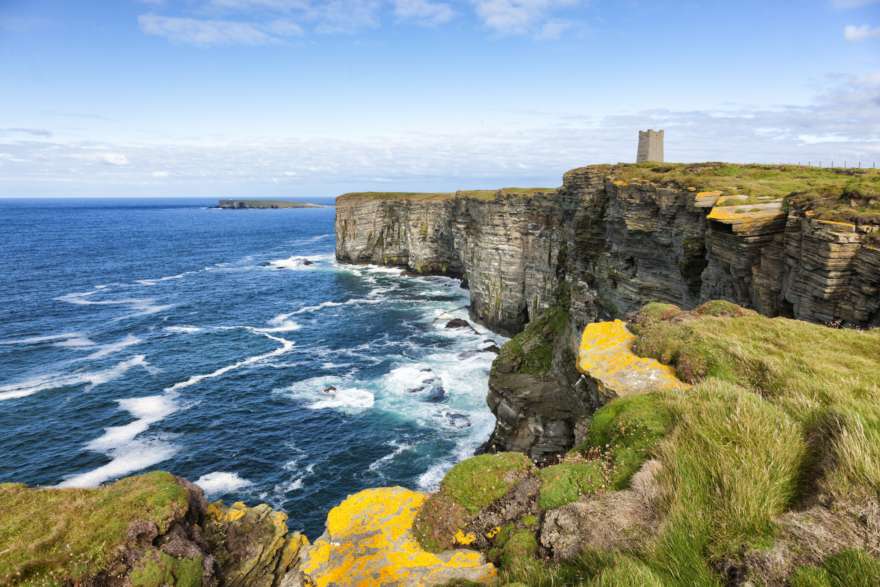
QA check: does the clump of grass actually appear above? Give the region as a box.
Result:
[0,472,190,585]
[495,305,569,376]
[649,380,806,584]
[538,462,607,510]
[790,549,880,587]
[413,453,535,552]
[578,393,675,490]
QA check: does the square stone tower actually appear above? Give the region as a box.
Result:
[637,129,664,163]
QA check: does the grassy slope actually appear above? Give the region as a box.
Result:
[498,301,880,586]
[0,471,189,585]
[633,303,880,584]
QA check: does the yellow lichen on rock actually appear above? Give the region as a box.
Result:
[707,199,785,232]
[578,320,687,396]
[297,487,496,586]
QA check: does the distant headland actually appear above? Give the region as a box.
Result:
[217,199,326,209]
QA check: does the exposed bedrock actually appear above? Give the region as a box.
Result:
[335,166,880,456]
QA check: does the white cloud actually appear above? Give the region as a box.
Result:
[534,18,572,40]
[844,24,880,41]
[4,72,879,196]
[138,14,301,45]
[472,0,578,36]
[100,153,130,166]
[394,0,455,26]
[152,170,170,177]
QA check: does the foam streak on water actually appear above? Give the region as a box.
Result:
[0,201,500,536]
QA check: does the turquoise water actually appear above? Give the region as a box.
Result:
[0,198,502,536]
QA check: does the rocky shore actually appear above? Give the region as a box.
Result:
[4,302,878,586]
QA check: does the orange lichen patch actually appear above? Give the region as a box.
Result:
[612,179,629,187]
[577,320,687,396]
[298,487,496,587]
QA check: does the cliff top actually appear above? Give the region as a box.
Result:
[337,163,879,227]
[602,162,880,225]
[336,187,557,204]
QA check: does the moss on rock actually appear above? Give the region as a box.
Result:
[579,393,674,490]
[538,462,606,510]
[414,453,535,552]
[0,471,190,585]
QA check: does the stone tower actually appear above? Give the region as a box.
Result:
[637,129,664,163]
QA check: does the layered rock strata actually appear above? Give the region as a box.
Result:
[335,166,880,456]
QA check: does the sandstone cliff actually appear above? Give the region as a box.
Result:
[335,164,880,457]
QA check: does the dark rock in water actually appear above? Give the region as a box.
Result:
[323,386,337,394]
[302,259,314,266]
[458,350,480,360]
[425,384,446,402]
[444,412,471,428]
[260,261,271,267]
[481,343,501,354]
[445,318,477,332]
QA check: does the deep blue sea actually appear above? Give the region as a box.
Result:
[0,198,502,537]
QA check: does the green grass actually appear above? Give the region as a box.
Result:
[130,551,203,587]
[441,452,535,514]
[618,302,880,584]
[649,380,805,585]
[578,393,675,490]
[413,452,535,552]
[538,462,607,510]
[790,549,880,587]
[0,471,190,585]
[495,305,569,376]
[492,302,880,585]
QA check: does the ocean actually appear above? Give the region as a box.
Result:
[0,198,503,537]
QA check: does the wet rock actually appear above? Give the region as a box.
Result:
[445,318,477,332]
[444,411,471,428]
[481,343,501,354]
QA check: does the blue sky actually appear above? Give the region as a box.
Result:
[1,0,879,196]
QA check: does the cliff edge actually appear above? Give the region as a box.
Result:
[335,163,880,458]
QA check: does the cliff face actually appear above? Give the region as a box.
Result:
[335,165,880,457]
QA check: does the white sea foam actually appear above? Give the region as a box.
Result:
[164,325,202,334]
[58,437,178,488]
[195,471,253,496]
[57,290,174,319]
[167,332,294,393]
[87,394,178,452]
[382,365,436,395]
[136,273,187,286]
[306,387,374,411]
[368,440,412,473]
[0,332,92,347]
[253,314,302,333]
[64,330,295,486]
[87,334,142,359]
[0,355,149,401]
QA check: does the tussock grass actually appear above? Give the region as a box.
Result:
[0,472,189,585]
[504,302,880,585]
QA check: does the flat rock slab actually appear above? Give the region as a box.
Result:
[297,487,496,586]
[577,320,687,396]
